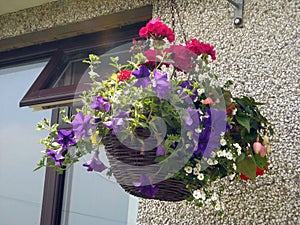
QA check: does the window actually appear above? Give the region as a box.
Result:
[61,148,139,225]
[0,5,152,225]
[0,62,50,225]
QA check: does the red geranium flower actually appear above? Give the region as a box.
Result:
[186,38,216,61]
[139,18,175,43]
[117,70,131,82]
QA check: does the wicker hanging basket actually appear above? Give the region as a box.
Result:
[103,130,190,202]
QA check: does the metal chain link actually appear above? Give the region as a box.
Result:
[171,0,188,42]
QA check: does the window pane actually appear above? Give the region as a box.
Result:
[0,62,50,225]
[61,148,139,225]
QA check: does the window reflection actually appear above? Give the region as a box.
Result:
[61,147,139,225]
[0,62,50,225]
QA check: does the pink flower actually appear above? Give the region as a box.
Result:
[139,27,148,38]
[143,49,163,62]
[202,97,215,105]
[186,38,216,61]
[166,44,195,71]
[260,145,267,157]
[253,137,262,154]
[139,18,175,43]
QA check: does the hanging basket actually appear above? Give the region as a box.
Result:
[103,130,190,202]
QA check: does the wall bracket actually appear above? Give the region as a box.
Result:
[227,0,244,27]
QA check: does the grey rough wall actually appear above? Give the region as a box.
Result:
[0,0,149,40]
[1,0,299,224]
[137,0,300,224]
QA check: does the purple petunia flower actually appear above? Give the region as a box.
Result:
[180,81,197,101]
[195,108,230,157]
[133,174,159,198]
[156,144,166,156]
[132,65,151,88]
[83,151,107,172]
[71,111,96,139]
[180,81,193,90]
[132,65,150,78]
[202,108,230,135]
[103,109,128,133]
[46,148,65,166]
[90,96,111,112]
[94,117,102,123]
[55,130,76,149]
[152,70,171,99]
[182,107,201,141]
[195,127,221,158]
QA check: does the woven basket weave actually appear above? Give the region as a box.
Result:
[103,131,190,202]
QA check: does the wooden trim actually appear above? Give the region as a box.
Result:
[19,21,147,108]
[0,19,150,69]
[0,5,152,52]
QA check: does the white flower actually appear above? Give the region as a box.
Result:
[232,163,237,171]
[233,143,241,150]
[214,202,222,211]
[229,173,236,180]
[226,152,233,160]
[197,88,205,95]
[232,108,237,115]
[184,166,193,174]
[187,131,193,140]
[193,167,200,175]
[196,163,201,170]
[195,128,202,133]
[52,142,59,147]
[197,173,204,180]
[213,159,218,165]
[217,151,224,157]
[207,158,214,165]
[193,190,201,199]
[211,192,218,201]
[222,150,227,156]
[220,138,227,146]
[237,148,241,156]
[220,132,225,136]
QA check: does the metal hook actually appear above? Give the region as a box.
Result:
[227,0,244,27]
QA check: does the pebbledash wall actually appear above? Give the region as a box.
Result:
[1,0,299,224]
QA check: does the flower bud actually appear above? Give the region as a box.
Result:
[260,145,267,157]
[263,135,269,145]
[253,138,262,154]
[266,144,271,155]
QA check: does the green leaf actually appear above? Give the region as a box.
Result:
[236,156,257,180]
[253,153,268,169]
[241,128,257,143]
[154,155,169,163]
[236,152,245,163]
[236,114,251,133]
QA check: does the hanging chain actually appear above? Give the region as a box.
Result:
[171,0,188,42]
